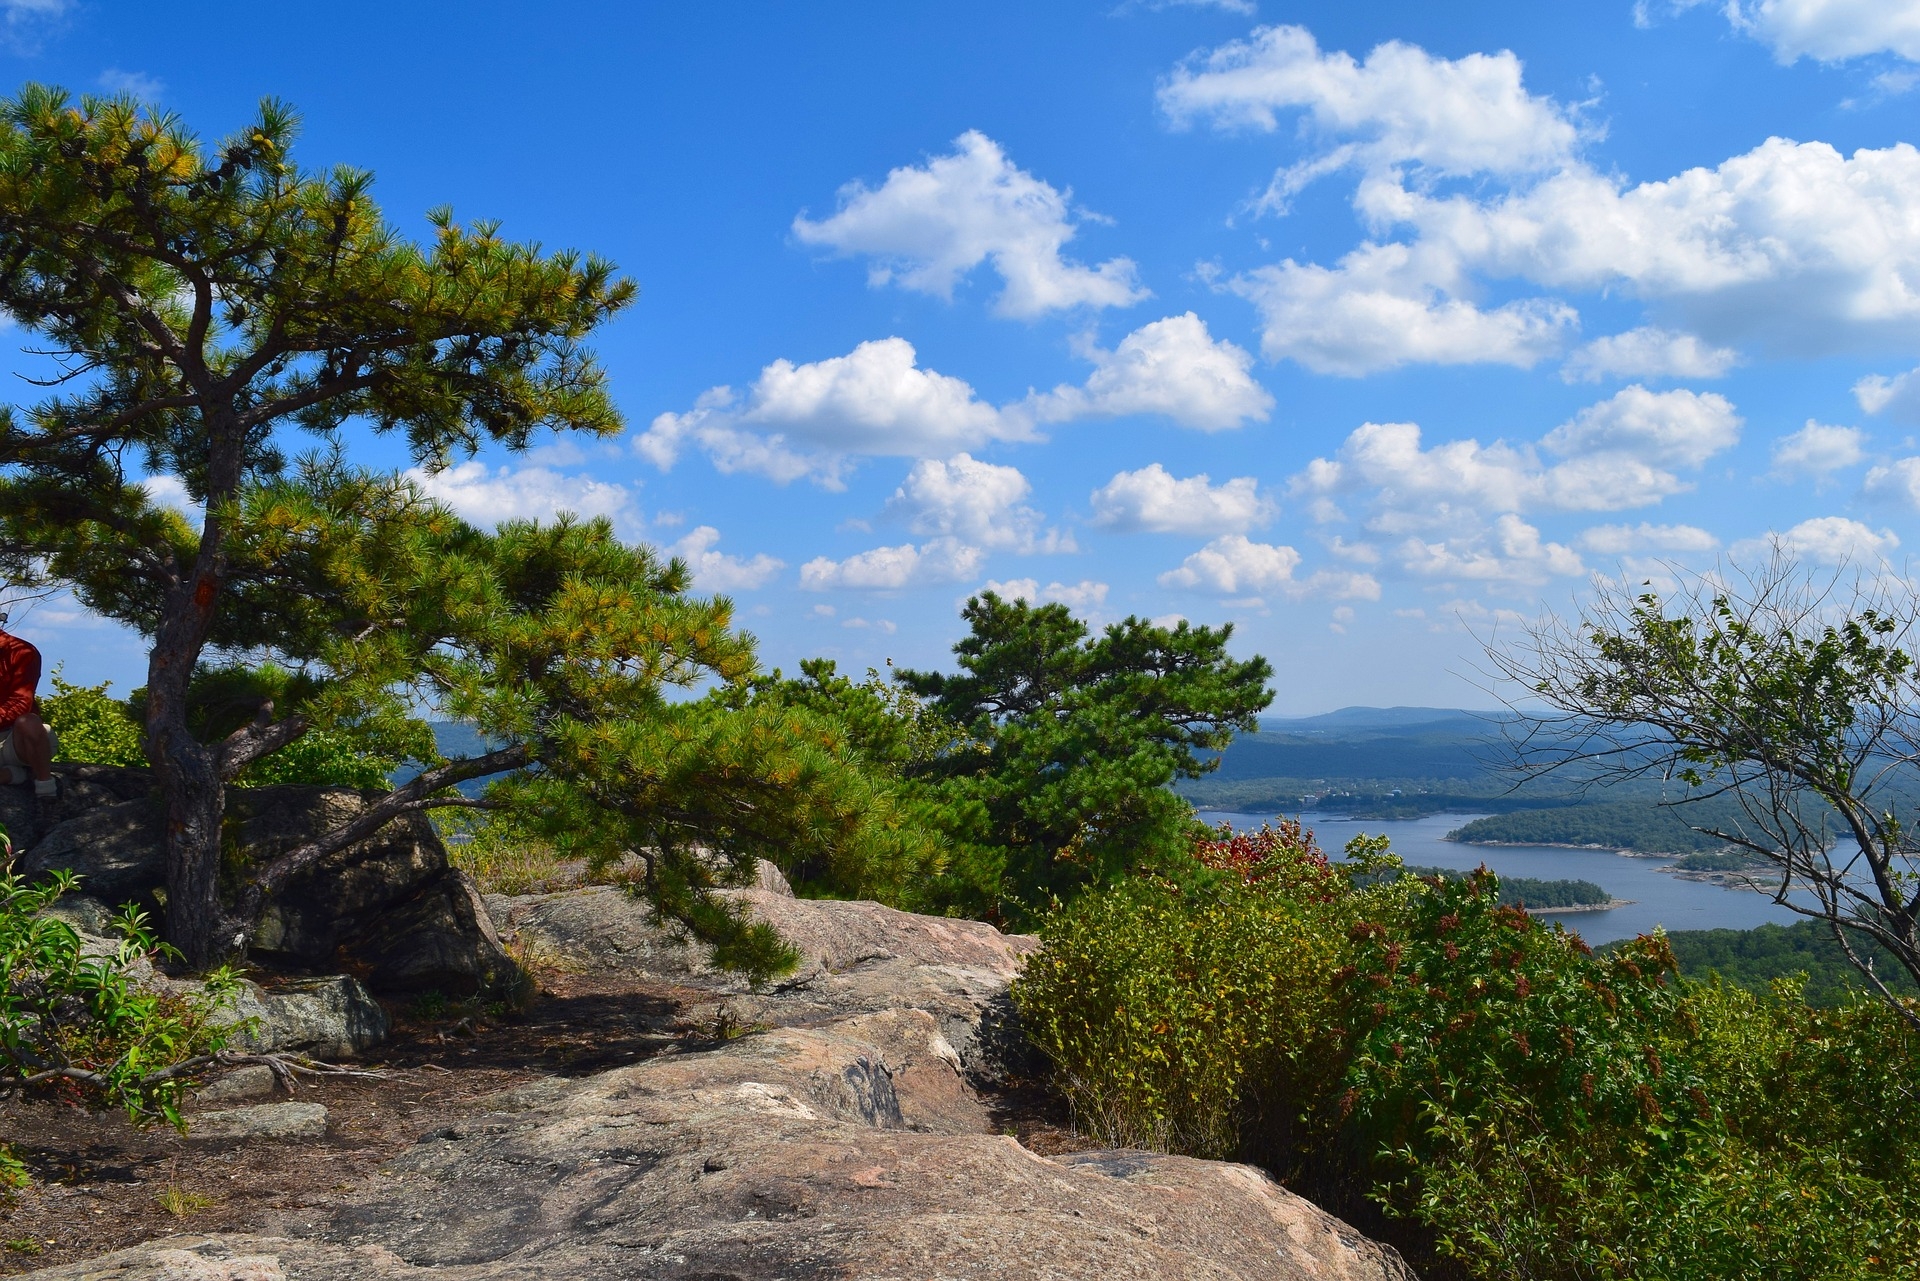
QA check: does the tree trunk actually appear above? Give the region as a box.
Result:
[161,736,238,970]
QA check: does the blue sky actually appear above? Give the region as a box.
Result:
[12,0,1920,712]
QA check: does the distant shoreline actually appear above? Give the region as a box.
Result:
[1524,898,1635,915]
[1448,837,1692,858]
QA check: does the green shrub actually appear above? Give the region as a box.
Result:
[232,728,392,789]
[0,870,242,1131]
[43,667,394,786]
[1016,824,1920,1280]
[1013,821,1402,1160]
[42,673,146,767]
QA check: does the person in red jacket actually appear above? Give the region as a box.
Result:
[0,626,55,797]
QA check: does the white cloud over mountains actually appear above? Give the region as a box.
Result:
[1158,534,1381,601]
[637,338,1026,489]
[792,131,1147,318]
[1397,515,1584,585]
[639,315,1272,485]
[1090,463,1274,534]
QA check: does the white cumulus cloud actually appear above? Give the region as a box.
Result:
[141,474,199,518]
[1028,312,1272,430]
[1090,463,1274,534]
[1370,138,1920,357]
[884,454,1067,553]
[1159,24,1583,204]
[636,338,1029,488]
[669,526,785,592]
[799,537,985,591]
[1723,0,1920,64]
[1855,366,1920,422]
[1296,387,1740,528]
[1864,457,1920,507]
[792,131,1148,318]
[1735,515,1900,563]
[407,461,638,533]
[1398,515,1585,585]
[978,578,1111,611]
[1158,534,1382,600]
[1577,522,1720,554]
[1561,327,1739,382]
[1180,22,1920,374]
[1229,244,1578,375]
[1771,420,1867,476]
[1540,386,1742,470]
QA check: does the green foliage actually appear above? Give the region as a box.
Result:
[1367,863,1613,908]
[1014,822,1388,1158]
[42,673,146,768]
[233,729,391,788]
[0,870,241,1129]
[1668,848,1771,873]
[896,592,1273,924]
[1447,798,1742,855]
[1017,825,1920,1279]
[1503,565,1920,1008]
[0,85,636,965]
[1648,919,1919,1007]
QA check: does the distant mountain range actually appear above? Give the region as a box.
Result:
[1204,707,1511,784]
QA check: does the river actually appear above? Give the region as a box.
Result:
[1196,810,1806,948]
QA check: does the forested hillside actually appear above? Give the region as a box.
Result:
[1634,920,1920,1007]
[1447,798,1747,854]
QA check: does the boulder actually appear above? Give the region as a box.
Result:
[22,781,518,1000]
[344,868,520,999]
[235,788,517,999]
[19,797,165,905]
[0,762,157,857]
[488,882,1041,1083]
[222,975,390,1059]
[37,899,388,1058]
[188,1102,329,1141]
[190,1064,279,1105]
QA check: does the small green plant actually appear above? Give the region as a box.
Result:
[156,1184,216,1216]
[0,869,242,1129]
[3,1237,42,1256]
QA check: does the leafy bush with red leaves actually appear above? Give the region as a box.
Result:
[1017,825,1920,1280]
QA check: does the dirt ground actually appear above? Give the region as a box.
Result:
[0,969,1087,1275]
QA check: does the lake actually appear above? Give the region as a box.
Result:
[1197,810,1806,947]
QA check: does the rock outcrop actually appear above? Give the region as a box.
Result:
[38,893,389,1058]
[487,873,1040,1084]
[17,775,517,999]
[19,880,1414,1281]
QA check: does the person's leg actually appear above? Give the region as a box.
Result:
[4,713,53,795]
